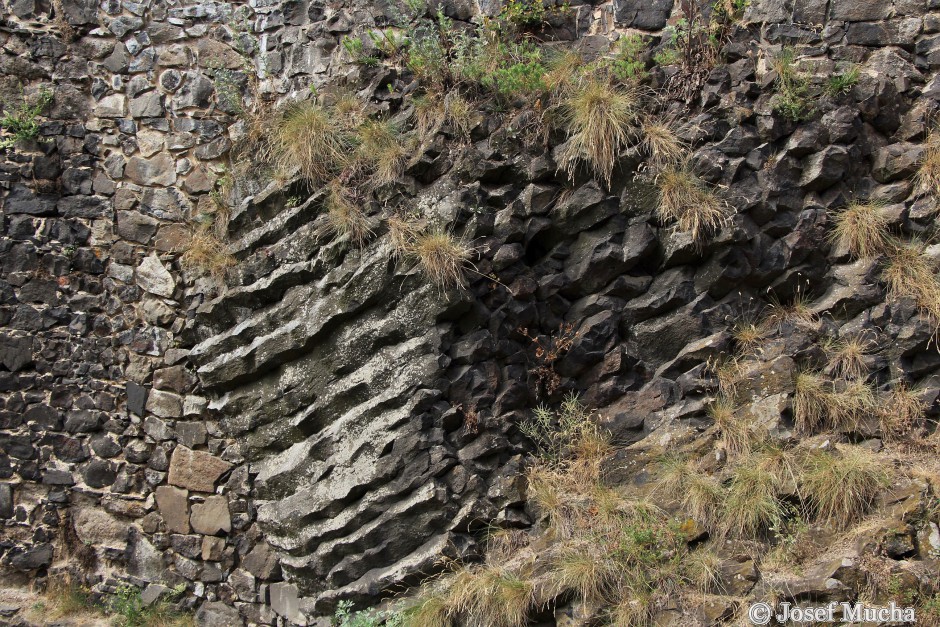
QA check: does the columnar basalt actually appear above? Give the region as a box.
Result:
[2,0,940,625]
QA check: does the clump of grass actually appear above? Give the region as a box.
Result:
[882,239,940,322]
[801,446,890,529]
[655,167,731,244]
[321,182,372,247]
[732,316,767,356]
[793,369,829,434]
[879,382,927,442]
[542,49,584,94]
[770,47,813,122]
[656,455,724,530]
[548,541,620,604]
[32,580,99,622]
[720,458,784,539]
[709,396,761,456]
[764,287,818,329]
[829,201,893,259]
[824,334,873,380]
[827,380,876,432]
[357,119,406,186]
[825,65,860,97]
[914,128,940,197]
[709,355,743,399]
[640,118,687,172]
[386,214,423,259]
[558,79,640,185]
[272,100,353,183]
[444,93,477,140]
[410,229,473,289]
[412,94,444,140]
[443,564,533,627]
[179,228,236,279]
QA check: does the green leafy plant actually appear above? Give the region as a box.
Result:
[332,599,406,626]
[770,48,813,122]
[107,584,191,627]
[499,0,571,31]
[825,65,860,97]
[0,88,53,148]
[342,36,379,66]
[609,34,649,82]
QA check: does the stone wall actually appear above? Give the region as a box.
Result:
[2,0,940,625]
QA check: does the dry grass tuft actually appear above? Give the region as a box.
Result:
[443,564,533,627]
[829,201,892,259]
[321,182,372,247]
[444,93,478,140]
[542,50,585,94]
[883,239,940,323]
[559,79,640,185]
[179,229,235,279]
[801,446,890,529]
[793,369,828,435]
[640,118,687,172]
[879,382,927,442]
[709,396,761,456]
[357,119,406,186]
[656,455,725,530]
[827,380,876,432]
[272,100,352,183]
[915,128,940,197]
[410,229,473,289]
[655,167,731,244]
[720,458,784,539]
[732,317,768,356]
[764,288,818,329]
[412,94,444,140]
[548,541,620,604]
[824,334,874,380]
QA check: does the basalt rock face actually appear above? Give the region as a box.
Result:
[2,0,940,625]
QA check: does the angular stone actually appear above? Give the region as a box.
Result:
[0,484,13,518]
[130,92,164,118]
[800,145,849,191]
[144,415,174,440]
[873,143,924,183]
[168,446,232,492]
[190,495,231,535]
[0,335,33,372]
[195,39,243,69]
[268,583,300,623]
[146,390,183,419]
[117,210,160,244]
[241,541,281,580]
[125,153,176,186]
[94,94,126,118]
[136,254,175,297]
[177,422,208,448]
[140,584,169,606]
[9,544,53,570]
[155,485,190,533]
[73,506,127,550]
[127,382,148,416]
[195,601,242,627]
[201,535,225,561]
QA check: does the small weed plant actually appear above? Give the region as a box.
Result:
[0,88,53,148]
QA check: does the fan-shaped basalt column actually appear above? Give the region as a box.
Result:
[188,189,509,610]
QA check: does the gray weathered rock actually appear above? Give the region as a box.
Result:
[136,255,175,298]
[190,495,231,535]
